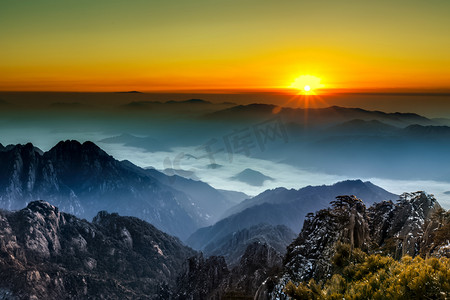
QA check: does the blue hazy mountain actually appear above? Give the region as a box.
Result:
[287,124,450,181]
[202,223,296,266]
[324,119,399,136]
[0,140,239,240]
[223,180,397,219]
[204,104,435,127]
[230,168,275,186]
[217,189,249,204]
[0,98,449,205]
[186,180,397,250]
[99,133,170,152]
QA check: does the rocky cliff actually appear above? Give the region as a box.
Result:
[202,224,295,267]
[0,201,195,299]
[175,242,283,299]
[263,192,448,299]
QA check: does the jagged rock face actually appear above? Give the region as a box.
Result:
[267,192,444,299]
[175,254,229,300]
[369,191,440,258]
[283,196,369,283]
[389,192,438,257]
[202,224,295,267]
[0,143,45,210]
[368,200,395,247]
[175,242,283,300]
[0,201,196,299]
[224,242,283,297]
[0,140,220,240]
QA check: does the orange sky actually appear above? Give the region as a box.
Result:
[1,0,449,92]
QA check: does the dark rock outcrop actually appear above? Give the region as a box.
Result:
[175,254,229,300]
[0,201,195,299]
[203,224,295,267]
[282,195,369,283]
[368,191,441,258]
[223,242,283,298]
[266,192,446,299]
[175,242,283,300]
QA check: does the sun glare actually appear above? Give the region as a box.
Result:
[283,74,329,109]
[290,75,323,94]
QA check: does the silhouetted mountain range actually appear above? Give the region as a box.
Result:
[204,104,435,127]
[325,119,398,136]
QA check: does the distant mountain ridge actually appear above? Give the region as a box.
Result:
[204,104,435,127]
[0,140,237,240]
[203,223,296,266]
[98,133,167,152]
[223,180,396,220]
[325,119,399,135]
[231,168,274,186]
[187,180,397,251]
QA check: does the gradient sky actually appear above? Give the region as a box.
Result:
[1,0,449,92]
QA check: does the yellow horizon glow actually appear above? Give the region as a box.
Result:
[289,75,324,95]
[1,1,449,92]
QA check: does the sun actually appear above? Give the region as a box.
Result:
[289,75,323,94]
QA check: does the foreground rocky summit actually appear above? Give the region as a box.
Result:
[0,201,287,299]
[0,191,448,299]
[0,201,195,299]
[260,191,449,299]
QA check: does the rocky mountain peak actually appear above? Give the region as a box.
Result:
[175,253,229,300]
[281,195,370,284]
[398,191,437,215]
[268,192,446,298]
[8,201,67,260]
[47,140,110,162]
[175,242,284,299]
[0,201,196,299]
[92,210,112,225]
[238,242,282,273]
[26,200,59,214]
